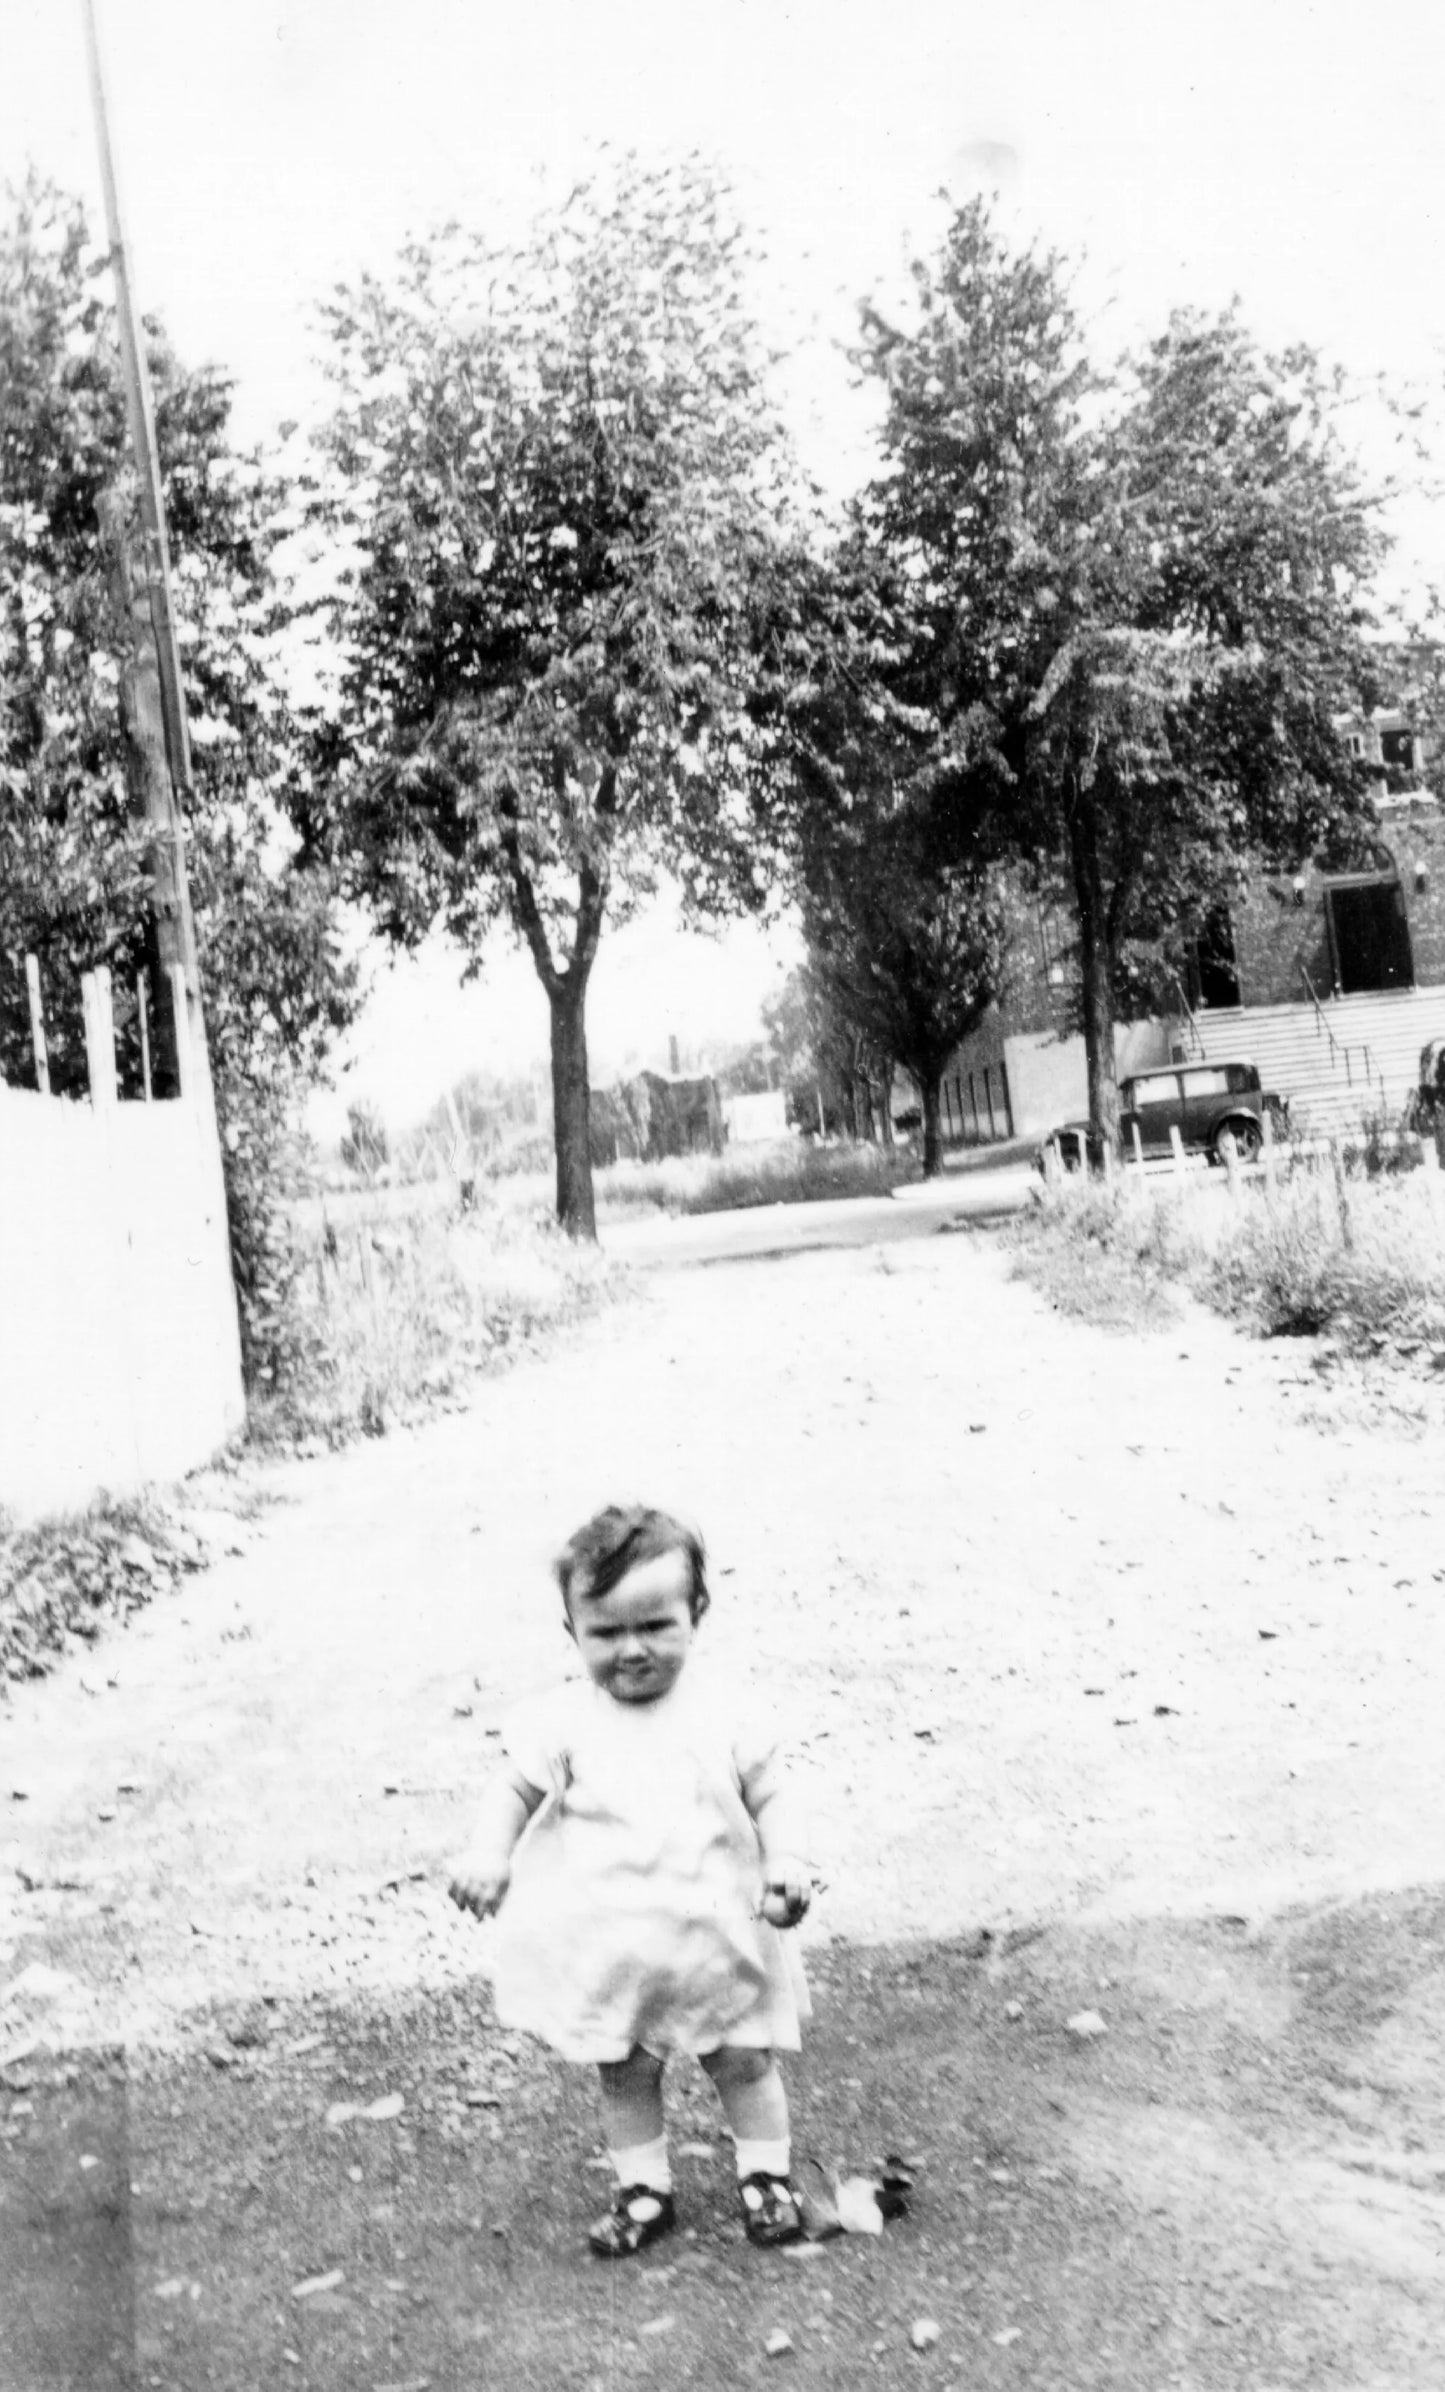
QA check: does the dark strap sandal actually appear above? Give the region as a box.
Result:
[738,2171,804,2247]
[587,2184,677,2259]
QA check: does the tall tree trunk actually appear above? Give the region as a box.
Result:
[1068,786,1120,1158]
[549,973,596,1240]
[919,1068,944,1178]
[502,776,611,1243]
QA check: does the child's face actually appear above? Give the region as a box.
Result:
[567,1546,697,1704]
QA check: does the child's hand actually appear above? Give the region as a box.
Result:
[447,1862,509,1920]
[760,1877,811,1929]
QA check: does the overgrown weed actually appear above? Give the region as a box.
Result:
[248,1193,622,1449]
[1203,1172,1445,1343]
[1008,1177,1202,1329]
[585,1138,913,1219]
[1012,1157,1445,1353]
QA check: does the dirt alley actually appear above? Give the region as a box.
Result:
[3,1225,1445,2387]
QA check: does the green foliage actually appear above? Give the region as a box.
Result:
[1202,1174,1445,1343]
[765,527,1008,1168]
[760,966,890,1139]
[1009,1181,1189,1330]
[798,805,1005,1172]
[2,178,154,1089]
[248,1193,620,1449]
[307,157,801,1234]
[340,1096,389,1178]
[0,178,357,1381]
[1014,1161,1445,1350]
[585,1136,909,1219]
[851,199,1388,1140]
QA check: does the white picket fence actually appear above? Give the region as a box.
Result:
[0,963,244,1520]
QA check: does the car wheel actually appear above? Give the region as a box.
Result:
[1214,1118,1261,1165]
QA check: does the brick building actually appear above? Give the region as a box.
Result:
[940,711,1445,1142]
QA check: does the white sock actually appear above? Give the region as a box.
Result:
[610,2135,672,2195]
[734,2135,790,2182]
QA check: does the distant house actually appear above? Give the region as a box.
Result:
[722,1088,790,1146]
[940,700,1445,1142]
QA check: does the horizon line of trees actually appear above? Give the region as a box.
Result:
[3,157,1433,1370]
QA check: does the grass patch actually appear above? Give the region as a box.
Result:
[587,1139,914,1221]
[1006,1178,1200,1330]
[251,1193,623,1450]
[1203,1170,1445,1344]
[1011,1156,1445,1355]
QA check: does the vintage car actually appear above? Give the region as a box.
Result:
[1042,1059,1288,1170]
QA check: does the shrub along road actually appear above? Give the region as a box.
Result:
[2,1230,1443,2387]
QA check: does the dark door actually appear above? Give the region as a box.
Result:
[1328,880,1413,993]
[1188,905,1241,1009]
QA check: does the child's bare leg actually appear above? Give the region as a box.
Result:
[589,2046,674,2258]
[701,2044,800,2242]
[700,2043,787,2151]
[597,2047,669,2190]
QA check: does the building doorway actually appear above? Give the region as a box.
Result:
[1186,904,1241,1009]
[1325,877,1413,994]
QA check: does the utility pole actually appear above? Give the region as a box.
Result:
[80,0,242,1429]
[81,0,215,1125]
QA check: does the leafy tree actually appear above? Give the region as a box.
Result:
[760,965,889,1140]
[308,158,796,1237]
[339,1096,388,1178]
[0,178,356,1378]
[760,523,1007,1163]
[857,201,1384,1146]
[798,802,1004,1173]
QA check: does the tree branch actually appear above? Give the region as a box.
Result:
[498,794,563,999]
[565,760,615,987]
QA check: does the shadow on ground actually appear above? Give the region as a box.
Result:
[5,1888,1445,2391]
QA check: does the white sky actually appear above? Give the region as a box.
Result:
[5,0,1445,1131]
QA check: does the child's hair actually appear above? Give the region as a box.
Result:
[554,1504,710,1624]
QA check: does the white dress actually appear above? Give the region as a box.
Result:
[489,1673,811,2064]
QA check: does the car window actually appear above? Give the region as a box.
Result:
[1180,1068,1232,1097]
[1129,1074,1180,1106]
[1225,1063,1260,1093]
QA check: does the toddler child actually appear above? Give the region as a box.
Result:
[448,1503,813,2258]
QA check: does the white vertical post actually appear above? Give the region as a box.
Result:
[1130,1120,1144,1171]
[1329,1137,1353,1249]
[82,967,118,1109]
[1221,1127,1241,1199]
[1169,1125,1187,1179]
[137,969,153,1101]
[25,955,50,1095]
[1420,1131,1444,1237]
